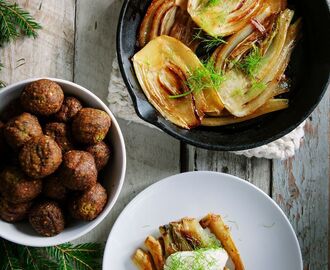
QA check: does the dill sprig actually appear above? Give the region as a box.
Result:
[193,29,226,53]
[169,60,225,99]
[0,238,104,270]
[165,247,223,270]
[0,0,42,46]
[235,45,263,77]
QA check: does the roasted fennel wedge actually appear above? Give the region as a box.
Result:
[202,99,288,126]
[133,35,224,129]
[211,8,300,118]
[187,0,263,37]
[132,214,244,270]
[138,0,200,51]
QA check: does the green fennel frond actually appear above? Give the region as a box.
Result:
[235,45,263,77]
[170,59,225,99]
[0,0,41,46]
[193,29,226,53]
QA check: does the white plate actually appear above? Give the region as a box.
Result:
[103,171,302,270]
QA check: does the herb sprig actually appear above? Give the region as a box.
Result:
[193,29,226,53]
[235,45,263,77]
[0,0,41,46]
[169,60,225,99]
[0,238,104,270]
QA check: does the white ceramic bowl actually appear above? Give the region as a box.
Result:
[0,78,126,247]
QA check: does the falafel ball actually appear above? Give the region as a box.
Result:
[4,112,43,149]
[72,108,111,144]
[60,150,97,190]
[44,122,74,153]
[0,197,32,223]
[20,79,64,116]
[69,183,107,221]
[86,141,110,171]
[54,96,83,122]
[19,135,62,179]
[43,175,67,201]
[29,201,65,237]
[0,167,42,203]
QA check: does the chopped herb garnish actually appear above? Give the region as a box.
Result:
[204,0,222,8]
[236,45,263,77]
[251,80,267,92]
[165,247,223,270]
[169,60,225,99]
[193,29,227,53]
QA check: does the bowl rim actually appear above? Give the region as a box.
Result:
[116,0,330,151]
[0,77,127,247]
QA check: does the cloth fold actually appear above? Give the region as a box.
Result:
[108,58,305,160]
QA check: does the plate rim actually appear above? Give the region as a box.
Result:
[102,171,303,269]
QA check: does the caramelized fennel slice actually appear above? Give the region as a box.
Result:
[144,236,165,270]
[138,0,200,51]
[263,18,301,83]
[187,0,263,37]
[255,9,294,81]
[202,99,288,126]
[267,0,287,13]
[132,249,155,270]
[217,70,279,117]
[138,0,167,47]
[133,36,226,128]
[212,5,272,71]
[200,214,245,270]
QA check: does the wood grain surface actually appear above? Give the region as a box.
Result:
[0,1,329,269]
[272,93,329,270]
[0,0,75,83]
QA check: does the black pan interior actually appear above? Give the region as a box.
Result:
[117,0,330,151]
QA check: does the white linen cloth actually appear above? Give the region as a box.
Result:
[108,58,306,160]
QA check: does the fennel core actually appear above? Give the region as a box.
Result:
[169,60,225,99]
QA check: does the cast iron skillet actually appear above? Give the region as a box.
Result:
[117,0,330,151]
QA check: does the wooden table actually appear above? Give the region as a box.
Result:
[1,1,329,269]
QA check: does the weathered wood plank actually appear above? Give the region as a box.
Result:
[189,147,271,194]
[73,0,181,243]
[0,0,75,83]
[272,88,329,270]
